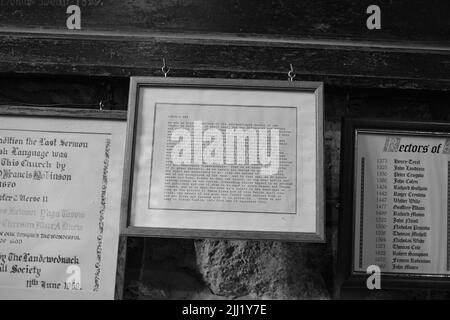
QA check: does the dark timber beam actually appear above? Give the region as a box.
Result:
[0,30,449,90]
[0,0,449,44]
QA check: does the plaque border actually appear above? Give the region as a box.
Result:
[147,102,298,215]
[338,117,450,291]
[121,77,325,242]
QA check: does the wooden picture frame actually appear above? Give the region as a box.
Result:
[0,106,127,299]
[121,77,325,241]
[338,118,450,290]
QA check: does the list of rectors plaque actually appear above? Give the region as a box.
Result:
[340,119,450,287]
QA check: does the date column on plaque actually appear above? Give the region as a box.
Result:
[374,157,388,270]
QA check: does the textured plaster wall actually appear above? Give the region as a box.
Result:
[2,76,450,299]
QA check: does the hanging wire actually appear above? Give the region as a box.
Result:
[288,63,296,82]
[161,58,170,77]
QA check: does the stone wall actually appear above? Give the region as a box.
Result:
[2,75,450,299]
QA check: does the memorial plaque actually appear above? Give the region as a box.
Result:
[339,119,450,288]
[0,107,126,299]
[122,77,324,241]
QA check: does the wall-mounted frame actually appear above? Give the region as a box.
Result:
[0,106,127,299]
[339,118,450,289]
[121,77,324,241]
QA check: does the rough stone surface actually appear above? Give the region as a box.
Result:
[194,240,330,299]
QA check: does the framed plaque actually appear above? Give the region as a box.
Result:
[339,118,450,289]
[122,77,324,241]
[0,106,126,299]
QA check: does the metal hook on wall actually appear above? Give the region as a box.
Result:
[161,58,170,77]
[288,64,296,82]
